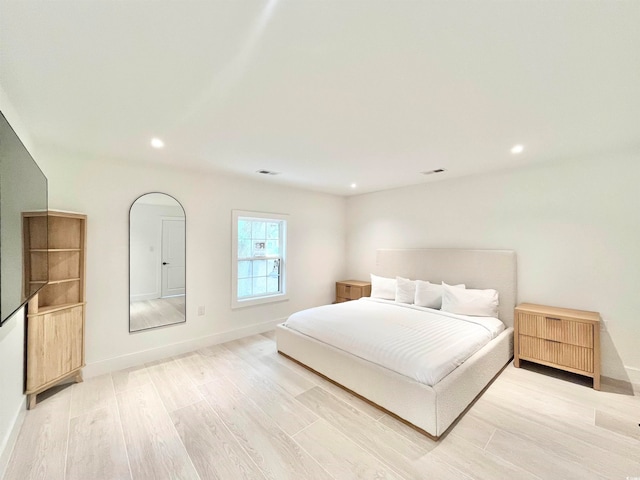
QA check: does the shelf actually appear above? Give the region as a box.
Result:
[46,278,80,285]
[28,302,86,316]
[30,248,81,252]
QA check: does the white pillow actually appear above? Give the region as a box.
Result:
[395,277,416,304]
[414,281,465,309]
[441,283,499,317]
[370,274,396,300]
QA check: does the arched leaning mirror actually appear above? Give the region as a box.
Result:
[129,193,186,332]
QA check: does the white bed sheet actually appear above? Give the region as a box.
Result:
[283,297,505,387]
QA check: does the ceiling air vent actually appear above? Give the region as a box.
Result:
[421,168,446,175]
[256,170,280,175]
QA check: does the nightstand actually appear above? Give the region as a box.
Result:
[335,280,371,303]
[514,303,601,390]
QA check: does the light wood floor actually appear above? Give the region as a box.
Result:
[129,295,185,332]
[4,331,639,480]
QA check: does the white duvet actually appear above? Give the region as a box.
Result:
[283,297,505,387]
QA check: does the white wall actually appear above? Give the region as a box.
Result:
[0,309,26,477]
[346,152,640,384]
[33,148,346,375]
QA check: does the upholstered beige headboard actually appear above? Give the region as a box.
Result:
[375,249,517,328]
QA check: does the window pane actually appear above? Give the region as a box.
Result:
[252,277,267,296]
[238,278,252,298]
[266,240,279,256]
[251,221,266,239]
[267,259,280,275]
[267,275,280,293]
[238,239,252,258]
[267,222,279,239]
[253,259,267,277]
[238,220,252,239]
[238,260,252,279]
[253,240,266,257]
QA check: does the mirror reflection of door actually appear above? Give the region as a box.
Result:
[161,218,185,297]
[129,193,186,332]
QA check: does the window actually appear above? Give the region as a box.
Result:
[232,210,288,308]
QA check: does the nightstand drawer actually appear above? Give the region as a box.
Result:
[337,283,363,300]
[518,312,593,347]
[519,335,594,373]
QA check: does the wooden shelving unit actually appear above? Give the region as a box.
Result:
[23,210,87,409]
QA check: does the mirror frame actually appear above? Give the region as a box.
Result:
[128,192,186,333]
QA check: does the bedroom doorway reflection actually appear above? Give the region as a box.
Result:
[129,193,186,332]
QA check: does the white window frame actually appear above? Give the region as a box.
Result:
[231,210,288,309]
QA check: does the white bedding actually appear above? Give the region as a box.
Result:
[283,297,505,387]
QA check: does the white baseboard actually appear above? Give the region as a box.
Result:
[83,318,285,379]
[0,397,26,480]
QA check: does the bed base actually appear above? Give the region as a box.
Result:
[276,323,513,438]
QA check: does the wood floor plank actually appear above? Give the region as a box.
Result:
[484,378,595,425]
[376,413,439,453]
[273,351,386,420]
[223,336,277,360]
[261,330,276,340]
[227,363,318,436]
[199,377,332,480]
[69,373,116,418]
[66,405,132,480]
[470,397,640,479]
[296,386,433,479]
[116,383,199,480]
[430,433,540,480]
[439,411,496,449]
[484,428,607,480]
[3,392,71,480]
[293,419,405,480]
[197,345,248,378]
[174,352,224,386]
[111,365,151,393]
[411,453,476,480]
[595,408,640,441]
[170,400,266,480]
[477,378,640,460]
[502,364,640,417]
[241,353,315,397]
[146,357,203,412]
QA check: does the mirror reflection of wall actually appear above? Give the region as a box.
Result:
[129,193,185,332]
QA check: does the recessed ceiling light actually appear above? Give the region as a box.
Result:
[511,144,524,154]
[350,183,357,189]
[150,138,164,149]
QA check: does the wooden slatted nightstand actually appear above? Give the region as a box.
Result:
[335,280,371,303]
[514,303,601,390]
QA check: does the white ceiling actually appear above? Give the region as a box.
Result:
[1,1,639,196]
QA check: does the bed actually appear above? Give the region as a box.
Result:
[276,248,517,438]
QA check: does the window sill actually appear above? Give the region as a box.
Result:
[231,293,289,309]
